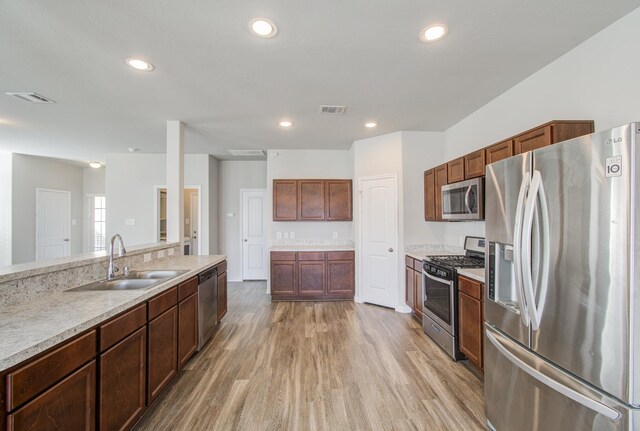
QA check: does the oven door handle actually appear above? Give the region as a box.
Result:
[423,271,452,286]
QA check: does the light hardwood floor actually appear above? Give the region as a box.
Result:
[134,281,486,431]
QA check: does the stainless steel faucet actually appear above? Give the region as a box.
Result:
[107,234,127,280]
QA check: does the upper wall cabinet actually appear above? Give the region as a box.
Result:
[447,157,465,183]
[514,121,594,155]
[273,180,298,221]
[485,139,514,165]
[464,149,486,179]
[273,179,352,221]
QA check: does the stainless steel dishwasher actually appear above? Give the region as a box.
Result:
[197,267,218,351]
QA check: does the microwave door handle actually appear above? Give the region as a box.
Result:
[464,186,472,214]
[423,271,452,286]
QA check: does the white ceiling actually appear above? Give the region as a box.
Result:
[1,1,639,163]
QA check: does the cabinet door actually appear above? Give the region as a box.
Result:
[413,269,423,320]
[447,157,465,183]
[551,121,594,144]
[297,180,325,220]
[298,259,326,296]
[7,361,96,431]
[148,306,178,404]
[434,164,448,221]
[217,271,227,321]
[514,125,552,154]
[405,265,414,309]
[325,180,352,221]
[464,149,485,179]
[424,169,436,221]
[326,259,354,296]
[273,180,298,221]
[178,294,198,368]
[458,292,482,371]
[271,260,297,296]
[99,327,146,431]
[485,139,514,165]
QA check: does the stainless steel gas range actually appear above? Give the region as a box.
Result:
[422,236,485,360]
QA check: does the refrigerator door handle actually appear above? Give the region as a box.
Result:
[513,176,530,327]
[485,329,621,421]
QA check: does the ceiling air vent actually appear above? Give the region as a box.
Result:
[6,92,56,103]
[319,105,346,115]
[227,149,266,157]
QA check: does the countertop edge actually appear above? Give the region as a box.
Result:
[456,268,485,283]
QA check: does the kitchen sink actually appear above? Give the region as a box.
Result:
[67,269,188,292]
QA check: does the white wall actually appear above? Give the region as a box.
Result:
[218,160,267,281]
[266,149,353,243]
[11,154,84,264]
[438,7,640,247]
[0,152,11,266]
[105,153,216,253]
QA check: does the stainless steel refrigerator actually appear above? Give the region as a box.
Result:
[484,122,640,430]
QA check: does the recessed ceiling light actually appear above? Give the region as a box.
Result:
[420,24,448,42]
[89,161,102,169]
[365,122,378,128]
[278,120,293,128]
[125,58,154,71]
[249,18,278,38]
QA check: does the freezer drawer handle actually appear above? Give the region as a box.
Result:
[486,330,621,421]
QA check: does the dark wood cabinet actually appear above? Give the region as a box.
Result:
[485,139,514,165]
[325,180,353,221]
[447,157,465,183]
[6,361,96,431]
[514,124,552,154]
[424,169,436,221]
[178,293,198,368]
[514,121,594,155]
[297,180,325,220]
[148,306,178,404]
[271,251,354,300]
[99,326,146,431]
[405,263,414,310]
[404,256,424,322]
[457,276,484,372]
[273,180,298,221]
[434,164,448,221]
[464,149,485,179]
[217,270,228,322]
[273,179,352,221]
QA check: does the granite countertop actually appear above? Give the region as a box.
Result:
[457,268,485,283]
[270,244,355,252]
[0,254,225,372]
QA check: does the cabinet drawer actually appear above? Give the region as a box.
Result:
[6,330,97,411]
[100,304,147,352]
[458,276,482,300]
[327,251,354,261]
[178,277,198,302]
[215,260,227,274]
[297,252,325,261]
[271,251,296,261]
[148,286,178,321]
[405,255,415,267]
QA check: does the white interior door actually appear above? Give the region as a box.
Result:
[190,192,199,255]
[359,176,398,308]
[242,189,267,280]
[36,188,71,261]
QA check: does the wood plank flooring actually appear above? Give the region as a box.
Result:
[134,281,485,431]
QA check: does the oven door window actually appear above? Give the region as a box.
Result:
[442,185,478,216]
[424,275,451,325]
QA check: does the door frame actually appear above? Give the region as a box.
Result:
[189,192,199,255]
[240,188,268,281]
[356,174,402,310]
[35,187,71,261]
[153,185,202,255]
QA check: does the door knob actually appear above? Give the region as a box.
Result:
[388,247,394,252]
[64,238,70,242]
[244,239,248,242]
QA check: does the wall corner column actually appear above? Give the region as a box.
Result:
[166,120,184,246]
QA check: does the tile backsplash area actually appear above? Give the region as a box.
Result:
[0,244,181,307]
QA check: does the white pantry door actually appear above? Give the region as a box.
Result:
[242,189,267,280]
[359,175,398,308]
[36,188,71,261]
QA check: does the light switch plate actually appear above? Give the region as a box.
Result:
[227,212,235,218]
[284,232,289,239]
[185,218,190,225]
[125,218,136,226]
[333,232,338,239]
[71,219,77,226]
[276,232,282,239]
[143,253,152,262]
[290,232,295,239]
[158,250,165,258]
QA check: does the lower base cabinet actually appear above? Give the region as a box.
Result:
[6,361,96,431]
[405,256,423,322]
[217,269,227,322]
[457,276,485,372]
[147,306,178,404]
[178,293,198,368]
[99,327,147,431]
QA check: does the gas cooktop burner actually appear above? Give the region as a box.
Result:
[425,255,484,269]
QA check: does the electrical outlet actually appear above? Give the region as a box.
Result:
[143,253,152,262]
[168,248,175,256]
[125,218,136,226]
[284,232,289,239]
[158,250,165,258]
[290,232,295,239]
[333,232,338,239]
[276,232,282,239]
[227,212,235,218]
[185,218,190,225]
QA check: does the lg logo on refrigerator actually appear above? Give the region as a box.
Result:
[606,156,622,177]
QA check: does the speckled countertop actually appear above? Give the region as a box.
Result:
[0,255,225,373]
[405,250,457,261]
[457,268,485,283]
[270,244,355,252]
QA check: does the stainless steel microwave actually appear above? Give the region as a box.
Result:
[441,177,484,221]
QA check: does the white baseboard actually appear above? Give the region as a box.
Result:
[228,278,242,282]
[354,296,364,303]
[395,304,412,313]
